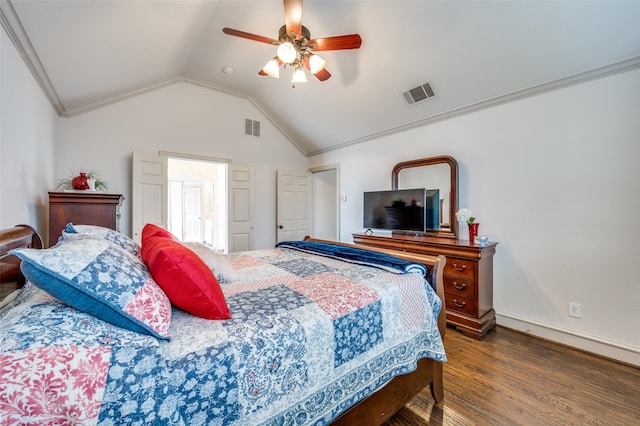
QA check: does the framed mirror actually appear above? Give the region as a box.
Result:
[392,155,459,239]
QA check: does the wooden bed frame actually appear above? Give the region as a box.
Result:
[0,227,445,425]
[0,225,42,302]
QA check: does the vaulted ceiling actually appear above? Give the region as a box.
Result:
[2,0,640,156]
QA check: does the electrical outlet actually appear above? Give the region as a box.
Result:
[568,302,581,318]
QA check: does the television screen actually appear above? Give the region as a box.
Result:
[363,188,427,232]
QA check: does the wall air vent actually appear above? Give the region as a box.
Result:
[244,118,261,137]
[402,82,436,106]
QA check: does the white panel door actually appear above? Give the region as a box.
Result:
[277,170,312,243]
[228,165,253,252]
[183,184,203,242]
[132,151,167,244]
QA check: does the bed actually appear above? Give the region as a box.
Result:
[0,224,446,425]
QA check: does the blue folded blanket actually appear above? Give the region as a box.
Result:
[276,240,427,276]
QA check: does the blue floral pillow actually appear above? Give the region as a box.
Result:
[11,237,171,339]
[60,223,140,256]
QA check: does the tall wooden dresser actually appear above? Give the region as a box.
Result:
[48,192,123,247]
[353,232,497,340]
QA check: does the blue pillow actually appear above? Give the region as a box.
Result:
[61,223,140,256]
[11,237,171,339]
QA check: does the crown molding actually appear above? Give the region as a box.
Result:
[60,78,183,118]
[63,75,308,157]
[307,56,640,157]
[0,0,64,115]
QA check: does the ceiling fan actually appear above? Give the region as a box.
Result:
[222,0,362,85]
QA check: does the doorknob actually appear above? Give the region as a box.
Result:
[278,225,283,229]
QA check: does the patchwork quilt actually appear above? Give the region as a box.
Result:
[0,245,445,425]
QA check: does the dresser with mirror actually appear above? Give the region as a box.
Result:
[353,155,497,340]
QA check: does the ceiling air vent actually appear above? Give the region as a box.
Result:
[402,82,436,106]
[244,119,261,137]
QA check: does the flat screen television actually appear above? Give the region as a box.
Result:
[363,188,440,232]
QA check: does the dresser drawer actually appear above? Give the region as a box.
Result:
[444,258,475,278]
[444,275,476,296]
[445,294,476,316]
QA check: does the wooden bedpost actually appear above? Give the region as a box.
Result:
[0,225,43,300]
[428,253,446,403]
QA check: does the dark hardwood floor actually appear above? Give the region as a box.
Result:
[384,326,640,425]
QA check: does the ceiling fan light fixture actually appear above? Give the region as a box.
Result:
[292,66,307,83]
[277,42,297,64]
[222,2,362,84]
[262,58,280,78]
[309,54,326,74]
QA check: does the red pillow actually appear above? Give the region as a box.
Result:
[141,230,231,320]
[142,223,177,240]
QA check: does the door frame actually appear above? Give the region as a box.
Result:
[309,163,340,241]
[167,155,229,251]
[133,151,248,253]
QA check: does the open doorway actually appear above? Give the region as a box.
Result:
[167,158,228,252]
[311,164,339,241]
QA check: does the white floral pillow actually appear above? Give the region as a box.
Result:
[11,237,171,339]
[60,223,140,256]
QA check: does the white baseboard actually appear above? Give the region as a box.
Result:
[496,312,640,367]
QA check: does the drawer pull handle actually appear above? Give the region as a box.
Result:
[452,263,467,272]
[453,299,466,308]
[453,282,467,290]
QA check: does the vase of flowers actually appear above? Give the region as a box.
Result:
[456,208,479,244]
[55,169,109,192]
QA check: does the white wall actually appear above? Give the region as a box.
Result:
[53,81,307,249]
[309,69,640,365]
[0,29,56,232]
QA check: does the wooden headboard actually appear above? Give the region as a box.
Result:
[0,225,43,300]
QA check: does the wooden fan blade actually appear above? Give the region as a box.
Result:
[310,34,362,51]
[222,28,278,45]
[313,68,331,81]
[284,0,302,38]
